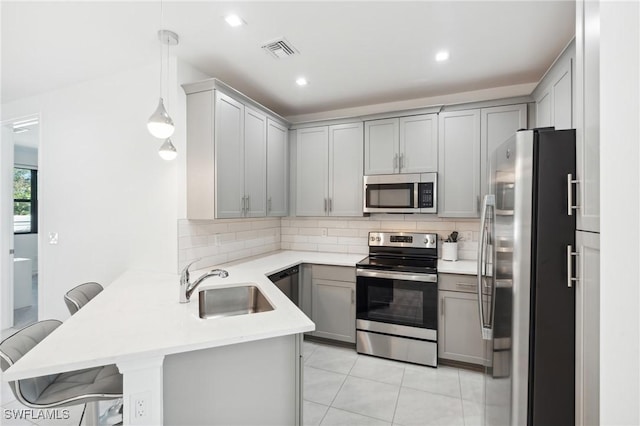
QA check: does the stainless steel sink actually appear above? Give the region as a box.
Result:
[198,284,274,319]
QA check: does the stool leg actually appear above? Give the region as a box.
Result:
[84,401,100,426]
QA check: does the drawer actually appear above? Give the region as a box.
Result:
[439,273,491,294]
[312,265,355,282]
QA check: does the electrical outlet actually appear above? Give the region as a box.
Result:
[48,232,59,245]
[461,231,473,242]
[132,392,150,420]
[321,228,328,237]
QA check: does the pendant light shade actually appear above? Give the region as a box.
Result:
[158,138,177,161]
[148,97,174,139]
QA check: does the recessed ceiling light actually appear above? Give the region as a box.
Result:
[296,77,308,86]
[435,50,450,62]
[225,14,245,27]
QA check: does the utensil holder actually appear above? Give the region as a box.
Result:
[442,242,458,261]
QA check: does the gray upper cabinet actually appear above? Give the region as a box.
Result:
[533,41,574,131]
[266,119,288,217]
[296,127,329,216]
[364,118,398,175]
[480,104,528,198]
[183,79,289,219]
[438,109,481,218]
[296,123,363,217]
[215,92,246,218]
[243,107,267,217]
[364,114,437,175]
[328,123,364,216]
[576,3,600,233]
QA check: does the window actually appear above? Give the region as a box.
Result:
[14,168,38,234]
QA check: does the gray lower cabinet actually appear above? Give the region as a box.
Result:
[438,273,487,365]
[575,230,600,426]
[310,265,356,343]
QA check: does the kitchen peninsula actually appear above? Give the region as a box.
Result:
[3,251,363,425]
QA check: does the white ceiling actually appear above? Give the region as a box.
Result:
[1,1,575,117]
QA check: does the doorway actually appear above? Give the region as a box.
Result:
[1,116,40,336]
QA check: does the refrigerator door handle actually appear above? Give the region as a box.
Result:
[478,194,495,340]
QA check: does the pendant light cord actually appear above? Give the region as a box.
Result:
[159,0,164,100]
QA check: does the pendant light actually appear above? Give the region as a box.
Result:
[158,138,177,161]
[147,0,178,140]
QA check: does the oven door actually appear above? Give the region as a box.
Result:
[356,269,438,331]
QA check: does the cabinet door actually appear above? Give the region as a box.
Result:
[535,91,552,127]
[399,114,438,173]
[438,110,481,218]
[552,63,573,130]
[575,231,600,426]
[244,107,267,217]
[576,0,600,233]
[311,278,356,343]
[328,123,364,217]
[438,290,486,365]
[480,104,527,198]
[296,127,328,216]
[215,92,245,218]
[364,118,399,175]
[266,119,288,217]
[186,91,215,219]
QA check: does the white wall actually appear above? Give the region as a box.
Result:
[600,1,640,424]
[1,58,207,321]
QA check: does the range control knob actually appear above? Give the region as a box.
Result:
[376,236,381,242]
[370,236,375,242]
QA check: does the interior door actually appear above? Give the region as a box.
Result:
[1,124,15,329]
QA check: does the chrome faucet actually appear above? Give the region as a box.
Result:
[180,260,229,303]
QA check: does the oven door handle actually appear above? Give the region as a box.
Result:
[356,268,437,283]
[478,194,495,341]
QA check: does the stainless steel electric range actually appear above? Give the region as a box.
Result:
[355,231,438,367]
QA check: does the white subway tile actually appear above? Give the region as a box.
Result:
[328,228,360,237]
[281,227,299,235]
[290,219,319,228]
[415,221,455,231]
[281,242,292,250]
[178,235,208,249]
[337,236,368,246]
[281,219,291,227]
[220,240,246,253]
[227,248,255,262]
[298,227,326,236]
[204,222,230,234]
[347,245,369,255]
[236,230,259,241]
[380,221,417,230]
[307,236,338,244]
[318,219,349,229]
[348,220,380,229]
[316,244,349,253]
[289,242,318,251]
[454,221,481,231]
[358,229,375,237]
[227,222,254,232]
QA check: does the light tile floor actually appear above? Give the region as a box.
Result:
[303,340,484,426]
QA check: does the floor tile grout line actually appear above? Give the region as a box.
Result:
[390,367,406,425]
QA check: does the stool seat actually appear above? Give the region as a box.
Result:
[0,320,123,424]
[64,282,103,315]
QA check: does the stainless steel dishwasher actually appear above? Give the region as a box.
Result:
[267,266,299,305]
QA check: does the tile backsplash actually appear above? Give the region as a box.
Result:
[280,215,479,260]
[178,218,281,272]
[178,215,479,271]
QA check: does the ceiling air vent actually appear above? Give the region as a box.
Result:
[261,37,299,59]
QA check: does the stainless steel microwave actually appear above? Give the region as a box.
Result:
[363,173,437,214]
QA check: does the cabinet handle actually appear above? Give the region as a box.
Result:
[351,288,355,304]
[400,153,404,170]
[268,197,272,213]
[567,174,580,216]
[393,154,398,171]
[441,297,444,317]
[567,245,579,288]
[324,198,328,213]
[329,198,332,213]
[247,196,250,213]
[241,196,246,215]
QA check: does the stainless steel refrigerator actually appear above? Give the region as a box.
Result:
[477,128,575,425]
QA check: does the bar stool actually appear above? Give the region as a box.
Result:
[0,320,123,425]
[64,282,103,315]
